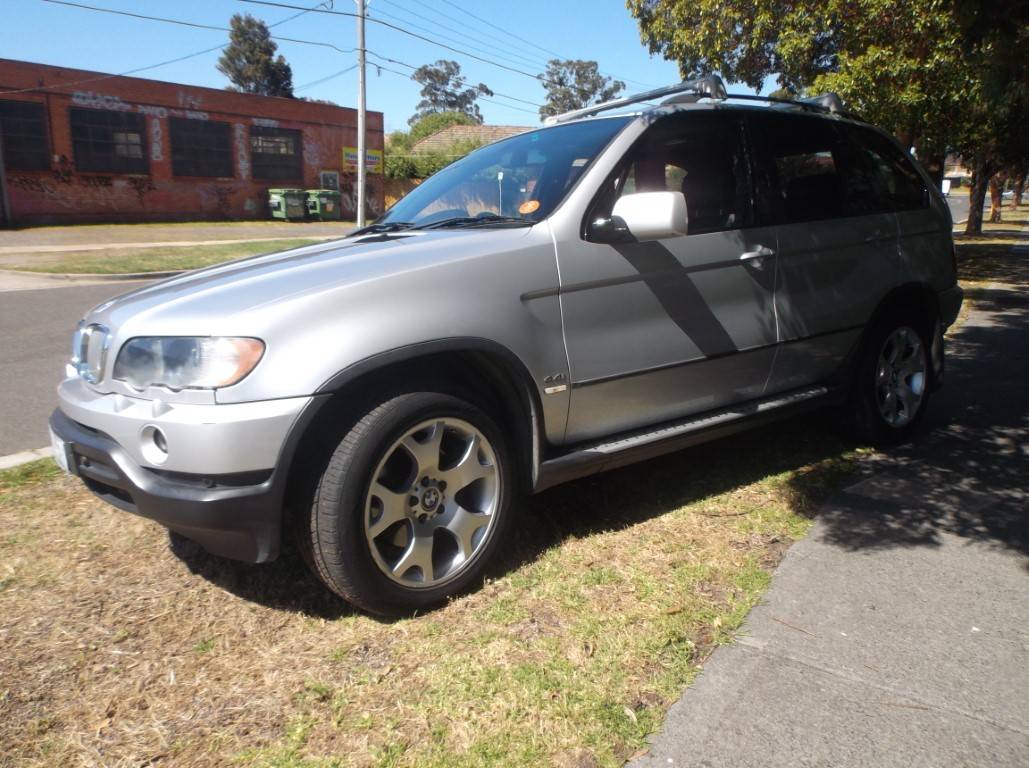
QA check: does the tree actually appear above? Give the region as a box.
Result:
[217,14,293,97]
[627,0,1029,234]
[538,60,625,120]
[410,60,492,125]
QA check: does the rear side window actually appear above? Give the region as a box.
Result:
[843,125,928,212]
[602,112,753,235]
[752,113,844,224]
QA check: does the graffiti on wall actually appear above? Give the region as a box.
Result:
[72,91,131,111]
[149,116,164,162]
[80,175,113,188]
[234,123,250,180]
[127,177,157,205]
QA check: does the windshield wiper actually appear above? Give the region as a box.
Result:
[349,221,415,236]
[416,215,531,230]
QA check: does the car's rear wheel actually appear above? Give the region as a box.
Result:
[851,310,933,445]
[301,391,514,616]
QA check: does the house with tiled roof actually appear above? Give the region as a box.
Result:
[410,124,531,154]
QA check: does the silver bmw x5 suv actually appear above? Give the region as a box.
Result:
[50,77,962,615]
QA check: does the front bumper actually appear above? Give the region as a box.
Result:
[57,376,312,475]
[50,392,329,562]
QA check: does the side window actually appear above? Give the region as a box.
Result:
[608,113,752,235]
[0,99,50,171]
[754,113,844,224]
[847,126,928,212]
[69,107,148,174]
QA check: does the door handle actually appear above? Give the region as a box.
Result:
[740,245,775,261]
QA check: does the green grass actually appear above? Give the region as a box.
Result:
[0,458,60,494]
[8,238,326,274]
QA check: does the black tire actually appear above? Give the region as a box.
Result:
[850,308,934,446]
[300,391,515,616]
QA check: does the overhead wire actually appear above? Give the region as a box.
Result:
[0,0,339,96]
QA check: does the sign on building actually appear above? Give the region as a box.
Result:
[343,146,383,174]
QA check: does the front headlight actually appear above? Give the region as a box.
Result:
[113,337,265,391]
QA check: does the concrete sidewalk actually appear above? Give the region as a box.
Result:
[633,274,1029,764]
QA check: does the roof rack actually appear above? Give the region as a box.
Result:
[542,76,855,126]
[543,74,728,125]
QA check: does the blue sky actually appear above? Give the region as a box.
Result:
[3,0,772,132]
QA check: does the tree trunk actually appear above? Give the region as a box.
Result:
[1013,174,1025,208]
[988,171,1007,222]
[895,127,916,153]
[965,154,993,236]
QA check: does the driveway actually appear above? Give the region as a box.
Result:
[633,247,1029,765]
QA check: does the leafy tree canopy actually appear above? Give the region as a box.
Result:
[410,60,493,125]
[538,60,626,120]
[217,13,294,97]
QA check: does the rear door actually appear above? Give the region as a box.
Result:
[556,111,779,443]
[750,112,900,394]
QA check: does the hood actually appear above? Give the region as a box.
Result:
[85,227,536,334]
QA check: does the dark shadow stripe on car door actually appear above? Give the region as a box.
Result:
[611,240,737,358]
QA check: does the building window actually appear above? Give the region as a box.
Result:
[170,118,233,177]
[251,125,302,180]
[319,170,340,190]
[70,107,148,174]
[0,99,50,171]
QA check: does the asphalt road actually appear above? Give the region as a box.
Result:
[0,280,148,455]
[947,192,970,224]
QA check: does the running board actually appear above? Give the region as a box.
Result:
[534,386,832,492]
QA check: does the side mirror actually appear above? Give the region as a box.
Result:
[610,191,688,241]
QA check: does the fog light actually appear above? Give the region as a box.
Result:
[140,424,169,465]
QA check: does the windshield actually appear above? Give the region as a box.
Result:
[377,117,632,228]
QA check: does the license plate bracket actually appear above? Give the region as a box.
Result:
[49,428,76,475]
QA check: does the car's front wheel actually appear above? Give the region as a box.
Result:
[301,391,514,616]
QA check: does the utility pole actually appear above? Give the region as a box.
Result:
[355,0,367,227]
[0,131,9,228]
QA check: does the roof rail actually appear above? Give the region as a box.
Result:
[722,91,855,119]
[543,74,727,125]
[777,93,846,114]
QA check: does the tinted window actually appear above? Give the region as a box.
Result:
[170,118,233,177]
[844,125,927,212]
[755,113,844,224]
[0,99,50,171]
[604,113,752,235]
[251,126,302,180]
[70,107,148,174]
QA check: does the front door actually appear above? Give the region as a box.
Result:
[556,112,779,443]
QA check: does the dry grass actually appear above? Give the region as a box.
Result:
[0,416,862,768]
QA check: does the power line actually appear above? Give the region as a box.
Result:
[296,64,357,91]
[372,64,539,117]
[238,0,569,89]
[17,0,544,113]
[1,0,339,96]
[365,52,541,108]
[371,0,553,74]
[432,0,656,89]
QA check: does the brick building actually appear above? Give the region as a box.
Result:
[0,58,384,226]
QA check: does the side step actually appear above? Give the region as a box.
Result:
[534,386,832,492]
